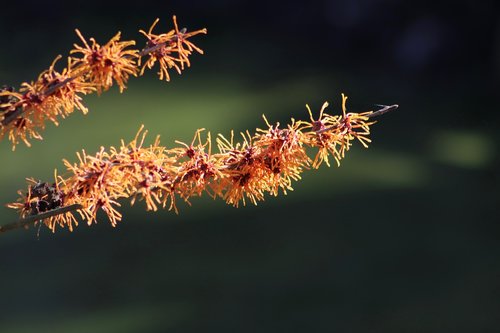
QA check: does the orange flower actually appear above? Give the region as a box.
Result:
[299,94,376,167]
[139,16,207,81]
[171,15,207,69]
[321,94,375,161]
[125,128,178,213]
[255,116,310,196]
[172,129,223,201]
[217,131,267,206]
[299,101,343,167]
[70,30,139,93]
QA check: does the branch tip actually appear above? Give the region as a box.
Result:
[368,104,399,118]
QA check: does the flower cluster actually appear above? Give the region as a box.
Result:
[8,94,378,232]
[139,16,207,81]
[0,16,206,149]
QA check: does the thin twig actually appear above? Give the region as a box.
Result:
[367,104,399,118]
[138,29,190,56]
[138,41,171,56]
[43,77,76,96]
[316,104,398,134]
[0,204,82,234]
[0,106,23,126]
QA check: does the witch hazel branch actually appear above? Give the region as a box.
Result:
[0,16,206,149]
[0,15,398,235]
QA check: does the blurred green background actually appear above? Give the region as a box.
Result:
[0,1,499,332]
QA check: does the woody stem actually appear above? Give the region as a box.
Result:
[0,204,82,234]
[367,104,399,118]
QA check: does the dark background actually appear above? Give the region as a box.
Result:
[0,1,499,332]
